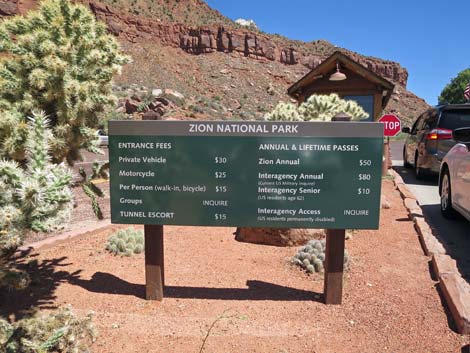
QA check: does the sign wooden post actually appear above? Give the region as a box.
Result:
[144,224,164,301]
[382,138,389,176]
[323,229,346,304]
[142,111,164,301]
[323,113,350,304]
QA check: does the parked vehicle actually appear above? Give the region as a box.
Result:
[439,127,470,221]
[402,104,470,178]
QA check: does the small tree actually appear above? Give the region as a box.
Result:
[265,94,369,122]
[0,0,130,165]
[0,111,73,290]
[438,68,470,104]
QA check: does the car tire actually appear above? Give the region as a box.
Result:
[440,170,456,218]
[403,147,411,168]
[414,152,424,179]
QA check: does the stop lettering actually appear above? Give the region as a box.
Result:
[379,114,401,137]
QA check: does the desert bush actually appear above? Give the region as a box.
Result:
[292,239,349,273]
[106,227,144,256]
[189,105,205,114]
[0,0,130,165]
[0,306,96,352]
[265,94,369,122]
[135,92,154,113]
[0,111,73,290]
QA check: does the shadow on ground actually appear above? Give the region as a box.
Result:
[0,260,322,320]
[394,166,439,186]
[70,271,322,302]
[0,250,82,320]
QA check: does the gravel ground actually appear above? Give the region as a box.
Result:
[5,179,469,352]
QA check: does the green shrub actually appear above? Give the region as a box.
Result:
[0,306,96,352]
[189,105,205,114]
[106,227,144,256]
[292,239,350,273]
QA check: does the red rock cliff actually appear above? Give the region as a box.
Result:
[1,0,408,86]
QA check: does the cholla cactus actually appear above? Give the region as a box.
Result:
[106,227,144,256]
[266,94,369,122]
[264,101,301,121]
[0,306,96,352]
[0,111,73,290]
[0,0,130,165]
[292,239,350,273]
[79,161,109,220]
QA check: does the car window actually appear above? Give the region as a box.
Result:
[438,109,470,130]
[426,109,439,129]
[416,115,428,131]
[411,115,423,133]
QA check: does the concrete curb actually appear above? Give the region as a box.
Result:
[16,220,126,256]
[389,169,470,334]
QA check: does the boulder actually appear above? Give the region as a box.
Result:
[106,18,125,36]
[155,97,171,106]
[235,227,326,247]
[148,101,161,110]
[152,88,163,97]
[125,98,140,114]
[130,94,142,102]
[226,99,241,111]
[152,105,166,116]
[164,89,185,100]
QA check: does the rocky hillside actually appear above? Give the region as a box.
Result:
[0,0,429,125]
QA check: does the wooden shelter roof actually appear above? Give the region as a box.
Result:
[287,51,395,108]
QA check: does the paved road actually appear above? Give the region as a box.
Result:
[72,147,109,182]
[390,141,470,282]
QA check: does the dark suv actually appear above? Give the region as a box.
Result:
[402,104,470,178]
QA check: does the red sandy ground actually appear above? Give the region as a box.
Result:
[3,180,470,352]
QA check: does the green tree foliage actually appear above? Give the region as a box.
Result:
[0,0,130,164]
[0,111,73,290]
[265,94,369,122]
[438,68,470,104]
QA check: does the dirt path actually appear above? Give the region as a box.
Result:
[3,180,469,352]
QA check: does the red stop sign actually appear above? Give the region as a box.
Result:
[379,114,401,136]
